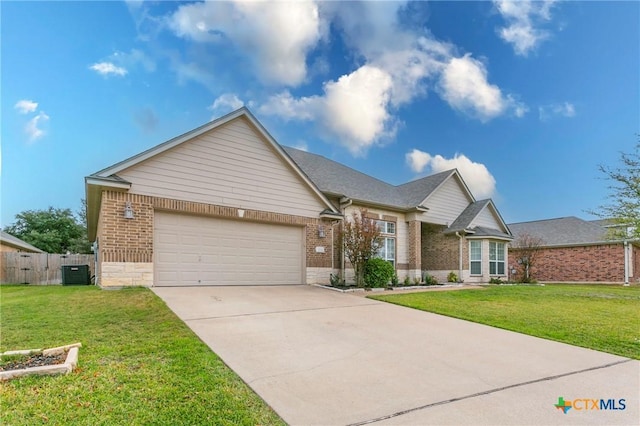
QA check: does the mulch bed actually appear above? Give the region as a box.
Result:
[0,353,67,371]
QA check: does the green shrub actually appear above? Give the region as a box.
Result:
[330,273,344,287]
[391,273,399,286]
[423,274,439,285]
[413,276,421,285]
[403,276,412,286]
[447,271,458,283]
[489,277,504,284]
[363,259,395,288]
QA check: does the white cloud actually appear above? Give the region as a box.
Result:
[539,102,576,121]
[494,0,557,56]
[261,65,396,156]
[259,2,524,155]
[259,91,317,121]
[168,0,323,86]
[438,54,523,121]
[25,111,50,143]
[406,149,496,199]
[89,62,128,77]
[208,94,245,116]
[111,49,156,72]
[14,100,38,114]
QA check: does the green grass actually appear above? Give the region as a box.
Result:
[371,284,640,360]
[0,285,284,426]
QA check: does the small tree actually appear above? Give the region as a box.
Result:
[592,139,640,240]
[512,232,544,283]
[338,209,382,287]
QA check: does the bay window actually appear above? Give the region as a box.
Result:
[489,242,505,275]
[469,240,482,275]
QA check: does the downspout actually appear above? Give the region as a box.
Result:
[624,240,630,286]
[456,232,463,283]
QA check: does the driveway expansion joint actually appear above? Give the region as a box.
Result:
[182,303,383,322]
[347,358,634,426]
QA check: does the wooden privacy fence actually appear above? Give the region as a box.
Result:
[1,253,95,285]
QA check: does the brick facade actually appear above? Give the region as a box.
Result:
[407,221,421,271]
[509,243,632,283]
[97,190,334,286]
[421,224,462,271]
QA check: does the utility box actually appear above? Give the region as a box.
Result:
[61,265,90,285]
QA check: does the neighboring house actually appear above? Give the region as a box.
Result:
[85,107,512,288]
[508,216,639,284]
[0,231,44,253]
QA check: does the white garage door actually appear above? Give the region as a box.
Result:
[154,212,304,286]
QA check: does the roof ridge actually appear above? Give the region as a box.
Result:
[507,216,580,225]
[282,146,398,188]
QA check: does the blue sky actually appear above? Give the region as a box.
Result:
[2,1,638,227]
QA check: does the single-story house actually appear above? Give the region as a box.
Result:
[508,216,639,284]
[86,107,512,288]
[0,231,44,253]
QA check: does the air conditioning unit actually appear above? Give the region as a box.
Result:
[61,265,90,285]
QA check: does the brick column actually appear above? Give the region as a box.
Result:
[407,221,421,276]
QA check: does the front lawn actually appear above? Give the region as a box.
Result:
[0,285,284,425]
[370,284,640,360]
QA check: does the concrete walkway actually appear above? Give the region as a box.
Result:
[153,285,639,425]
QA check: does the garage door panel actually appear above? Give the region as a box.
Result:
[155,212,304,286]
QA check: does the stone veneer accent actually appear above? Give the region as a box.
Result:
[510,243,636,283]
[101,262,154,287]
[97,190,335,286]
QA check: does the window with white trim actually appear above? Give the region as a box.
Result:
[376,220,396,234]
[375,220,395,266]
[469,240,482,275]
[489,242,505,275]
[377,237,395,266]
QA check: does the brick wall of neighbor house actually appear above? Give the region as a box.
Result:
[97,190,334,287]
[509,244,626,283]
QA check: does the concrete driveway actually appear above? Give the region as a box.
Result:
[152,285,639,425]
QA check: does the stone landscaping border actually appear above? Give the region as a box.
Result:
[0,343,82,381]
[312,283,467,293]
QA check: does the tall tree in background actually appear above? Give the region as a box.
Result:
[3,203,91,254]
[337,209,382,287]
[594,139,640,239]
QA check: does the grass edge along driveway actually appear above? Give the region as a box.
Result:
[0,285,284,426]
[371,284,640,360]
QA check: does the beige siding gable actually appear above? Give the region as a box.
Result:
[421,176,474,225]
[118,117,327,218]
[471,205,506,231]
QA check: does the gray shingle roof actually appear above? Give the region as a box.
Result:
[1,231,45,253]
[445,200,512,239]
[508,217,609,246]
[283,146,453,210]
[447,200,492,232]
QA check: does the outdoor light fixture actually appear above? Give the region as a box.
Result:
[318,225,325,238]
[124,201,135,219]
